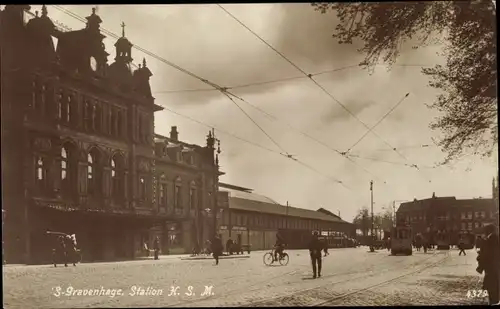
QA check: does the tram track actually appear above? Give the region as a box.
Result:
[242,251,450,307]
[168,251,444,307]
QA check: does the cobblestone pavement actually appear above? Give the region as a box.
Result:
[3,247,488,308]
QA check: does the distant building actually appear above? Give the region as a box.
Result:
[217,183,354,250]
[396,191,497,243]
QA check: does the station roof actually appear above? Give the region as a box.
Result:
[220,186,351,225]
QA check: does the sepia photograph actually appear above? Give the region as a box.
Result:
[1,2,498,308]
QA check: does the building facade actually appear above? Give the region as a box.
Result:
[396,192,498,244]
[0,6,220,263]
[217,183,354,250]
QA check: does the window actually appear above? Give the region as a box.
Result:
[35,157,47,189]
[139,177,146,201]
[87,153,94,195]
[461,212,466,220]
[468,212,473,219]
[474,222,480,229]
[117,110,122,137]
[57,91,63,120]
[111,154,124,202]
[189,187,196,211]
[95,105,102,132]
[159,183,167,207]
[65,95,72,123]
[60,144,75,196]
[174,181,182,210]
[467,222,473,230]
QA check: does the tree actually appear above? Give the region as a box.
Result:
[312,1,497,164]
[352,207,370,236]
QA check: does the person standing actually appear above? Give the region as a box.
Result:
[476,224,499,305]
[226,238,233,255]
[458,237,466,256]
[308,231,324,279]
[153,236,160,260]
[212,235,223,266]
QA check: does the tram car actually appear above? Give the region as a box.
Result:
[457,231,475,250]
[435,231,450,250]
[391,224,412,255]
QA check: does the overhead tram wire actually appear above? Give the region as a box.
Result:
[345,93,410,153]
[52,5,355,190]
[217,4,432,184]
[54,5,415,184]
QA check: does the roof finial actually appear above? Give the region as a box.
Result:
[92,7,96,15]
[35,11,39,17]
[41,5,47,17]
[138,64,142,69]
[143,58,147,68]
[121,21,126,37]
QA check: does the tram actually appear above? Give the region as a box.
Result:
[391,223,413,255]
[435,231,450,250]
[457,231,475,250]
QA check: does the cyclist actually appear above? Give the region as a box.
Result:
[274,233,286,261]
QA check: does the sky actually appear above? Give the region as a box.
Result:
[23,4,498,222]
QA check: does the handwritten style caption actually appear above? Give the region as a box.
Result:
[52,285,215,298]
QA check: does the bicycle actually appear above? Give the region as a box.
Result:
[263,248,289,266]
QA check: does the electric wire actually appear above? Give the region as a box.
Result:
[50,5,434,193]
[217,4,433,183]
[49,5,363,191]
[345,92,410,153]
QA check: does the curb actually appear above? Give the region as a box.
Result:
[180,255,251,261]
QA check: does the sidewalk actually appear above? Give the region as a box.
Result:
[180,254,251,261]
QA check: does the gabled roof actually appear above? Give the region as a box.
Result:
[220,186,351,224]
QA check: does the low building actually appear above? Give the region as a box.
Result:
[396,192,497,243]
[216,183,353,251]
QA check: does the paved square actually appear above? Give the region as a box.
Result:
[3,247,488,308]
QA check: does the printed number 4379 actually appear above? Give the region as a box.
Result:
[467,290,488,298]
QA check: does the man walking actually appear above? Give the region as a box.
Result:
[153,236,160,260]
[308,231,324,279]
[212,235,223,266]
[458,238,466,256]
[476,224,499,305]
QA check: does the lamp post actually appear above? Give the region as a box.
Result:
[370,180,375,252]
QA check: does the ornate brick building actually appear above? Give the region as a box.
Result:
[0,5,220,263]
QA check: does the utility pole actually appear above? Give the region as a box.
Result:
[393,201,396,227]
[211,129,221,239]
[370,180,375,251]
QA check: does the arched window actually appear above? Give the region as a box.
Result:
[61,143,75,196]
[87,149,101,197]
[111,154,125,202]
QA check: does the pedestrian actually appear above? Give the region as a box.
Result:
[458,239,466,256]
[153,236,160,260]
[226,238,233,255]
[476,224,500,305]
[212,235,223,266]
[308,231,323,279]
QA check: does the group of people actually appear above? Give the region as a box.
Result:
[52,234,79,267]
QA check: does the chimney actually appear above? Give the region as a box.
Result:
[432,192,436,198]
[170,126,178,141]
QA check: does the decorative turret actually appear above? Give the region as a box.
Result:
[114,22,133,63]
[26,5,57,67]
[108,21,133,88]
[85,7,102,31]
[132,57,153,98]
